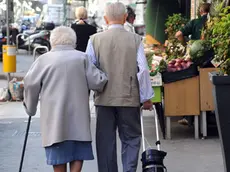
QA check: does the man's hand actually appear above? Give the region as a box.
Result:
[143,100,153,110]
[175,31,184,41]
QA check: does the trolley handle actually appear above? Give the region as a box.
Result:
[140,105,161,152]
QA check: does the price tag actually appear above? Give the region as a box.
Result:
[150,73,162,86]
[211,57,223,68]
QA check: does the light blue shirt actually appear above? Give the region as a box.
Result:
[85,24,154,103]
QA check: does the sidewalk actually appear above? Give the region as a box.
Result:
[0,104,224,172]
[0,92,224,172]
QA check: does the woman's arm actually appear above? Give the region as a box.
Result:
[84,54,108,92]
[23,59,43,116]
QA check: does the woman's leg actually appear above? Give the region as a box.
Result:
[70,160,83,172]
[53,164,67,172]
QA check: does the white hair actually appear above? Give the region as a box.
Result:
[105,2,126,21]
[50,26,76,47]
[75,6,88,20]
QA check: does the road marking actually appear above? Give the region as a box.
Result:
[0,121,12,124]
[24,120,33,123]
[12,130,18,136]
[12,130,41,137]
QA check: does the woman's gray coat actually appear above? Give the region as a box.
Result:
[23,45,108,147]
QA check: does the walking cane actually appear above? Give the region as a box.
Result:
[19,116,32,172]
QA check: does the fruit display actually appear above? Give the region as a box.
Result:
[166,58,193,72]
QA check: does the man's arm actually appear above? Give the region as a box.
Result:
[137,42,154,110]
[179,20,194,37]
[85,39,97,65]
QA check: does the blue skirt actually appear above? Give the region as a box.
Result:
[45,140,94,165]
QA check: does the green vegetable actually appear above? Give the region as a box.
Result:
[165,14,188,60]
[158,60,167,73]
[150,60,167,76]
[189,40,212,64]
[146,52,154,68]
[221,59,230,75]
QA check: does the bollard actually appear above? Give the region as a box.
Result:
[28,37,31,55]
[33,46,49,61]
[3,45,16,73]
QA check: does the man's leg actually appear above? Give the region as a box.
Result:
[117,107,141,172]
[96,106,118,172]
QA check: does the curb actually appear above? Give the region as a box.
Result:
[0,74,7,80]
[0,73,25,81]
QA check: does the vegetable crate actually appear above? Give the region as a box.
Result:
[150,73,162,103]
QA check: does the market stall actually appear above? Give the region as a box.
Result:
[143,11,218,139]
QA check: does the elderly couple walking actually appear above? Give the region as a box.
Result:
[23,2,154,172]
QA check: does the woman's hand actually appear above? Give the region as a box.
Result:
[77,20,85,25]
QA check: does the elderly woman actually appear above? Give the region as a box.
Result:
[71,6,97,52]
[23,26,107,172]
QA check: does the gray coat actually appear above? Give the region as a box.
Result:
[23,45,108,147]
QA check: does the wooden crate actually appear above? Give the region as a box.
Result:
[199,68,219,111]
[164,76,200,116]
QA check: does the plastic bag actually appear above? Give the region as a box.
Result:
[9,78,24,101]
[0,88,10,102]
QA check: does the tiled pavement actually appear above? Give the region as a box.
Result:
[0,100,224,172]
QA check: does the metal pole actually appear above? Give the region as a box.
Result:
[140,108,146,151]
[194,0,197,19]
[28,37,31,55]
[153,105,161,151]
[6,0,10,45]
[64,0,67,26]
[6,0,11,84]
[33,46,49,61]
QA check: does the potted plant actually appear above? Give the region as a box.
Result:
[207,5,230,172]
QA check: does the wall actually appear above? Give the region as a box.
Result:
[145,0,180,44]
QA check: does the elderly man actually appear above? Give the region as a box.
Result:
[86,2,153,172]
[124,6,136,33]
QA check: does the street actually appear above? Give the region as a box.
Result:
[0,53,224,172]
